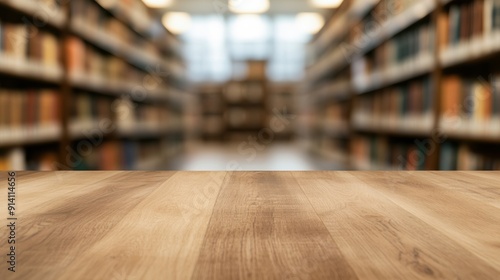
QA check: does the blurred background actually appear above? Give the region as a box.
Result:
[0,0,499,171]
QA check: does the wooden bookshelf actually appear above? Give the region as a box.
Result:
[0,0,187,170]
[223,61,269,141]
[266,83,297,140]
[303,0,500,170]
[305,0,355,169]
[0,0,67,30]
[198,84,226,141]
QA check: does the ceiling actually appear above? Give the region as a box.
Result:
[159,0,332,15]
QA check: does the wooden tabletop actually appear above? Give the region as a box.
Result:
[1,171,499,279]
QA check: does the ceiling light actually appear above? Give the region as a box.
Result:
[142,0,173,8]
[310,0,343,8]
[229,0,270,14]
[162,12,191,34]
[296,13,325,34]
[231,15,269,41]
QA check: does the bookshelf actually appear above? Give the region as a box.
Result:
[305,1,356,168]
[223,61,268,141]
[303,0,500,170]
[267,83,297,140]
[198,84,226,141]
[0,0,187,170]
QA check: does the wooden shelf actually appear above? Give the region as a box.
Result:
[353,115,434,138]
[315,80,351,103]
[315,13,350,56]
[0,0,66,30]
[307,47,350,82]
[93,0,155,39]
[71,18,163,72]
[441,34,500,68]
[0,0,186,171]
[304,0,500,171]
[353,53,434,94]
[68,120,117,141]
[70,73,183,104]
[0,54,63,83]
[439,118,500,143]
[353,0,435,58]
[0,124,61,147]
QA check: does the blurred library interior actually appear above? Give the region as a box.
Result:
[0,0,499,171]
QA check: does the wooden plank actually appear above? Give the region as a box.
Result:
[192,172,357,279]
[1,171,500,279]
[353,171,500,273]
[55,171,229,280]
[0,171,173,279]
[1,172,125,216]
[293,171,500,279]
[422,171,500,209]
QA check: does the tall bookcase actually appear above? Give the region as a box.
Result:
[223,60,268,141]
[0,0,187,170]
[304,0,500,170]
[198,83,226,141]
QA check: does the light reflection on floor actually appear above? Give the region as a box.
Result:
[169,141,338,171]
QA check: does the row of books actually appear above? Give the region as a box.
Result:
[66,36,145,84]
[353,77,434,130]
[0,148,26,170]
[361,20,434,75]
[440,142,500,170]
[441,74,500,126]
[224,83,266,104]
[225,108,265,128]
[94,0,153,33]
[115,98,170,128]
[0,147,60,171]
[72,0,158,56]
[0,21,60,68]
[352,135,432,170]
[71,93,114,124]
[349,136,500,171]
[351,0,423,46]
[0,89,59,129]
[74,139,167,170]
[198,86,225,138]
[440,0,500,48]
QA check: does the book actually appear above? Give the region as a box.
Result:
[352,135,431,170]
[441,75,463,119]
[439,142,458,170]
[3,24,28,60]
[354,76,434,129]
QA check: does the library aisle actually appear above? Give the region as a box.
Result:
[169,141,332,170]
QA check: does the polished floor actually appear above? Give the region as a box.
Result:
[169,141,338,170]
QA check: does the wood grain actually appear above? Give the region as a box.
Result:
[0,171,499,279]
[293,172,500,279]
[192,172,357,279]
